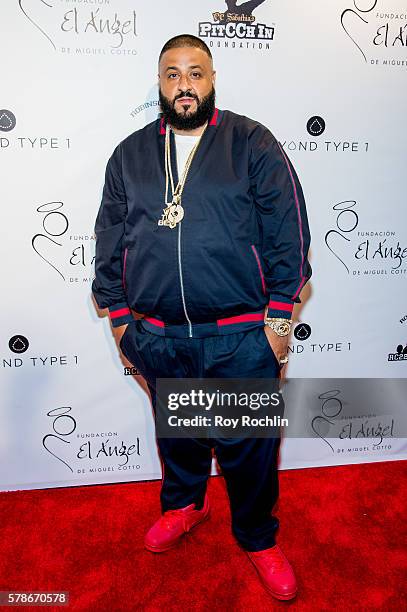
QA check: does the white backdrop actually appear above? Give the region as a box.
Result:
[1,0,406,491]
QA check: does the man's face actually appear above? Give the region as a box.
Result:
[158,46,216,130]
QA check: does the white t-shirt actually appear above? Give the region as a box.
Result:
[174,133,200,179]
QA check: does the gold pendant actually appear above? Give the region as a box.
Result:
[158,201,185,229]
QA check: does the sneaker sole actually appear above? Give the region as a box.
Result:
[263,584,298,601]
[144,508,210,553]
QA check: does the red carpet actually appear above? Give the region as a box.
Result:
[0,460,405,611]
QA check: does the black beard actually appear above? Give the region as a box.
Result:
[159,86,216,131]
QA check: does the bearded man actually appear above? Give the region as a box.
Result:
[92,34,312,602]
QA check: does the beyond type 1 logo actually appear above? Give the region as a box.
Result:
[4,334,79,370]
[289,323,351,358]
[280,116,370,155]
[0,110,71,151]
[199,0,275,50]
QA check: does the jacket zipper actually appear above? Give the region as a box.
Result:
[178,222,193,337]
[122,247,128,290]
[171,128,193,338]
[251,244,266,295]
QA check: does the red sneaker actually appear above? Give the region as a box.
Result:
[246,545,298,601]
[144,494,210,552]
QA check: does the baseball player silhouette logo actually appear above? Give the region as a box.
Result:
[216,0,267,23]
[225,0,266,16]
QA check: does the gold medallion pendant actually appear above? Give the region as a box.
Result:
[158,200,185,229]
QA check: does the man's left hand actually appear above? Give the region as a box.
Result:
[263,325,289,371]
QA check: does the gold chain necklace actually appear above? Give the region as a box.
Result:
[158,122,208,229]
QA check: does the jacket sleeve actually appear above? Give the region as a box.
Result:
[249,126,312,319]
[91,143,134,327]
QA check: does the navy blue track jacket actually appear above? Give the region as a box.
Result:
[91,108,312,334]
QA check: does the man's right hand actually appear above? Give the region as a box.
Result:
[112,323,129,348]
[112,313,144,349]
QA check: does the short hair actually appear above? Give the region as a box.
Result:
[159,34,212,63]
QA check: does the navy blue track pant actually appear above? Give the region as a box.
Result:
[120,317,283,552]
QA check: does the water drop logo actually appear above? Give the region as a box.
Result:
[294,323,312,341]
[9,335,30,354]
[306,116,325,137]
[0,109,17,132]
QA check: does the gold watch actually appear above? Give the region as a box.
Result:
[264,317,292,337]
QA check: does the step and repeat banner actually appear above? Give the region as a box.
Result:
[1,1,406,491]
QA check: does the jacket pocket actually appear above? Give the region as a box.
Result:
[250,245,266,295]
